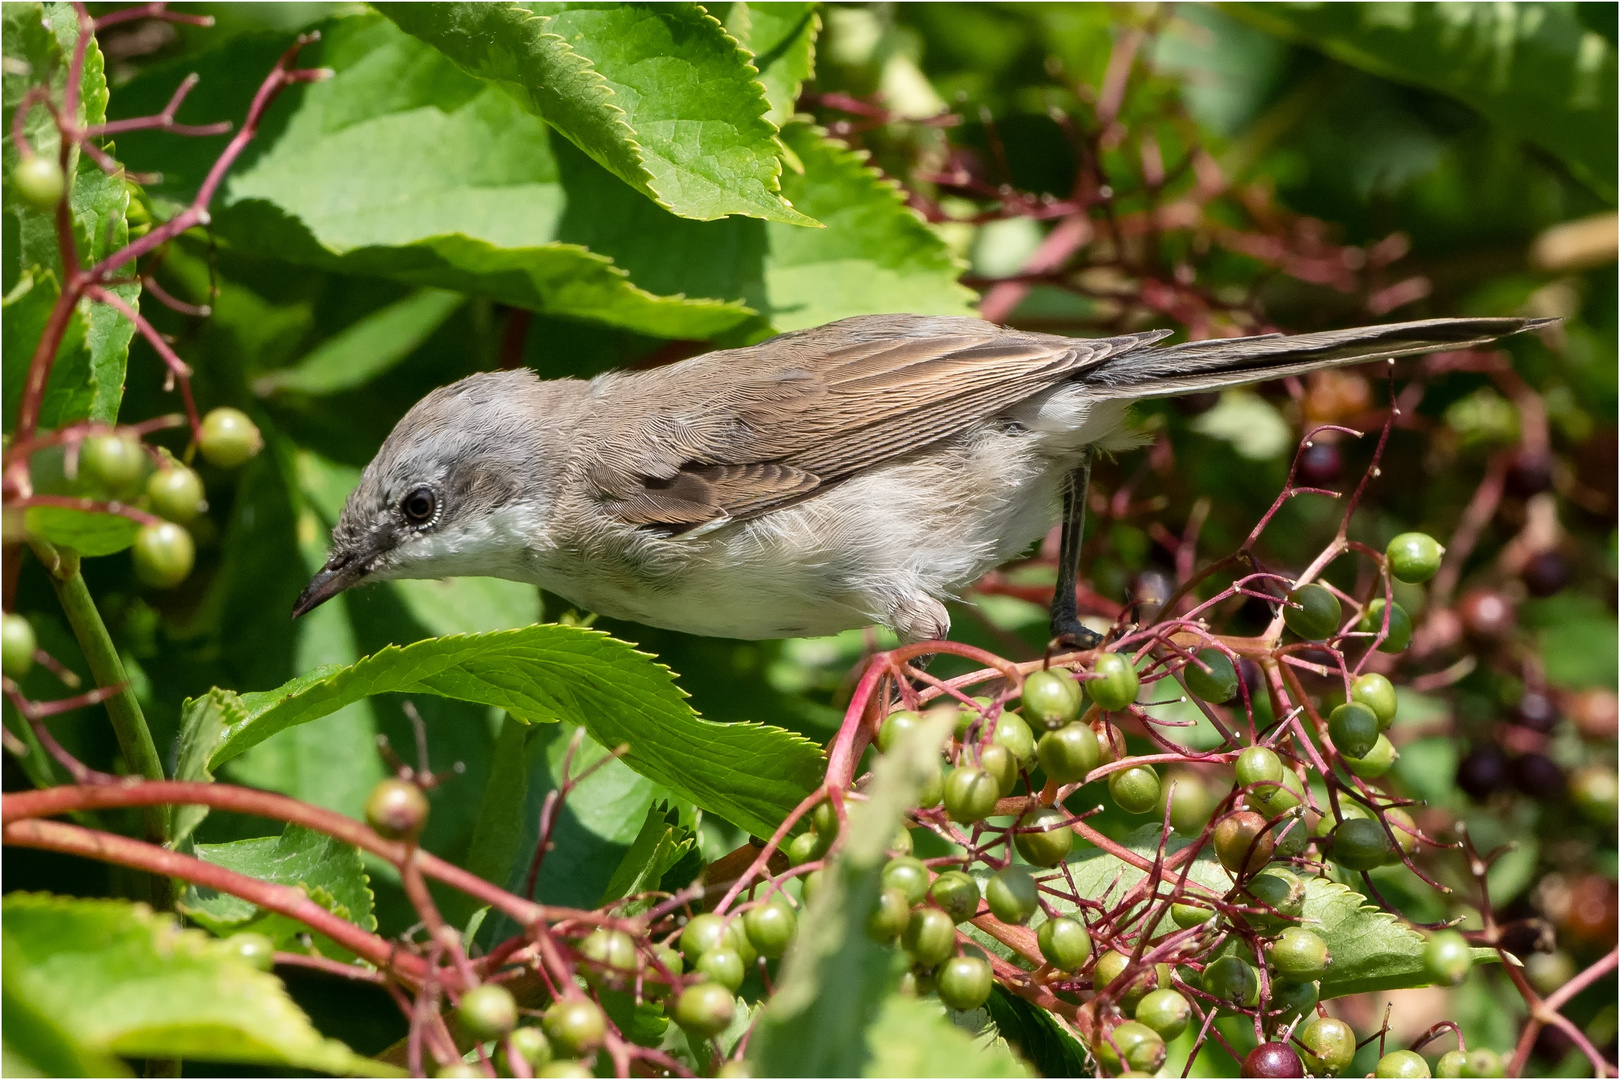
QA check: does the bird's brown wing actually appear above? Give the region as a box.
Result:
[587,314,1165,531]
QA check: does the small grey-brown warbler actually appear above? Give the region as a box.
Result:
[294,313,1546,644]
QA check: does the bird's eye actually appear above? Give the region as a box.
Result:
[401,487,437,526]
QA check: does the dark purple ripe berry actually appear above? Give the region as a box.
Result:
[1511,752,1566,800]
[1512,691,1560,733]
[1456,745,1509,802]
[1243,1041,1306,1078]
[1504,448,1554,497]
[1298,441,1343,486]
[1521,550,1570,597]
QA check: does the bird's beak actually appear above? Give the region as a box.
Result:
[292,554,367,618]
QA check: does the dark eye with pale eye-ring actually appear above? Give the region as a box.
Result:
[401,487,437,527]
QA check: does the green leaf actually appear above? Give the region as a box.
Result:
[984,987,1089,1079]
[21,505,140,556]
[3,936,127,1078]
[862,995,1030,1078]
[2,3,136,432]
[173,689,232,844]
[254,288,464,396]
[600,801,697,908]
[111,15,756,340]
[443,713,540,928]
[725,2,819,129]
[1302,878,1497,998]
[205,624,824,840]
[765,124,976,330]
[180,823,377,957]
[750,710,952,1076]
[380,2,816,226]
[1,893,391,1075]
[1228,2,1618,200]
[389,576,543,638]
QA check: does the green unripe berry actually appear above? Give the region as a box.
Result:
[197,407,263,469]
[992,710,1036,764]
[2,614,36,679]
[1213,811,1275,874]
[507,1026,552,1071]
[1132,987,1191,1041]
[541,998,605,1055]
[1269,978,1318,1022]
[224,931,275,971]
[680,913,727,959]
[1376,1049,1432,1078]
[581,927,638,974]
[673,982,734,1038]
[1269,927,1330,979]
[1162,775,1217,835]
[1342,733,1398,778]
[902,905,957,966]
[1093,1020,1166,1073]
[1091,948,1130,992]
[1108,763,1160,815]
[536,1063,592,1080]
[1328,817,1392,871]
[1088,652,1140,710]
[1183,648,1238,703]
[81,434,146,494]
[1284,583,1341,640]
[867,887,911,942]
[132,521,195,588]
[365,778,429,840]
[1299,1017,1356,1075]
[1202,955,1259,1007]
[1385,807,1420,859]
[787,830,822,865]
[1170,902,1215,929]
[13,154,65,210]
[146,465,205,523]
[1387,532,1443,583]
[743,902,796,958]
[1350,672,1399,729]
[438,1065,483,1078]
[810,800,839,840]
[1035,916,1092,972]
[1358,599,1412,653]
[936,954,993,1011]
[1022,669,1081,729]
[881,857,930,904]
[800,869,824,905]
[1460,1048,1503,1077]
[985,866,1038,925]
[1242,867,1306,930]
[1013,806,1074,867]
[1235,745,1283,788]
[928,870,980,923]
[944,766,1001,823]
[1250,768,1305,818]
[695,946,745,992]
[1435,1050,1468,1078]
[1036,722,1099,784]
[457,984,518,1040]
[1329,701,1380,758]
[877,708,921,752]
[977,743,1018,796]
[1424,929,1472,986]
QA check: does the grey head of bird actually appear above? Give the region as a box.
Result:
[292,369,562,617]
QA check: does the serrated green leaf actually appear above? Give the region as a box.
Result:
[751,710,951,1076]
[173,688,231,844]
[380,2,815,226]
[861,995,1031,1078]
[1227,2,1617,200]
[600,801,697,908]
[181,823,377,957]
[1,893,393,1075]
[110,15,756,340]
[21,505,140,556]
[205,624,823,839]
[2,3,137,432]
[3,934,128,1078]
[984,986,1089,1079]
[765,124,976,330]
[725,2,819,128]
[255,288,464,396]
[1301,877,1498,998]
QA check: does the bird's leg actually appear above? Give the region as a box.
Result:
[1049,447,1104,650]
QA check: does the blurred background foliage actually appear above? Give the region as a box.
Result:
[4,2,1616,1074]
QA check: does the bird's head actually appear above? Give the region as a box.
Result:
[292,369,555,617]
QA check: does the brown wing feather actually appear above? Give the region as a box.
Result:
[586,314,1165,531]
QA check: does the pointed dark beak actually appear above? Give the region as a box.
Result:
[292,555,367,619]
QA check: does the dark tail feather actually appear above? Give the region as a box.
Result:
[1081,317,1555,399]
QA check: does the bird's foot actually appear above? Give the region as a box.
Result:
[1047,617,1104,652]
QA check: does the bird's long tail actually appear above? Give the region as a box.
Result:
[1080,317,1554,399]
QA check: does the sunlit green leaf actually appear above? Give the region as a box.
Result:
[22,505,140,556]
[255,288,464,396]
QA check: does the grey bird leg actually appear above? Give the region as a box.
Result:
[1050,447,1104,649]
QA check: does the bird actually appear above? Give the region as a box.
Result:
[293,313,1549,644]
